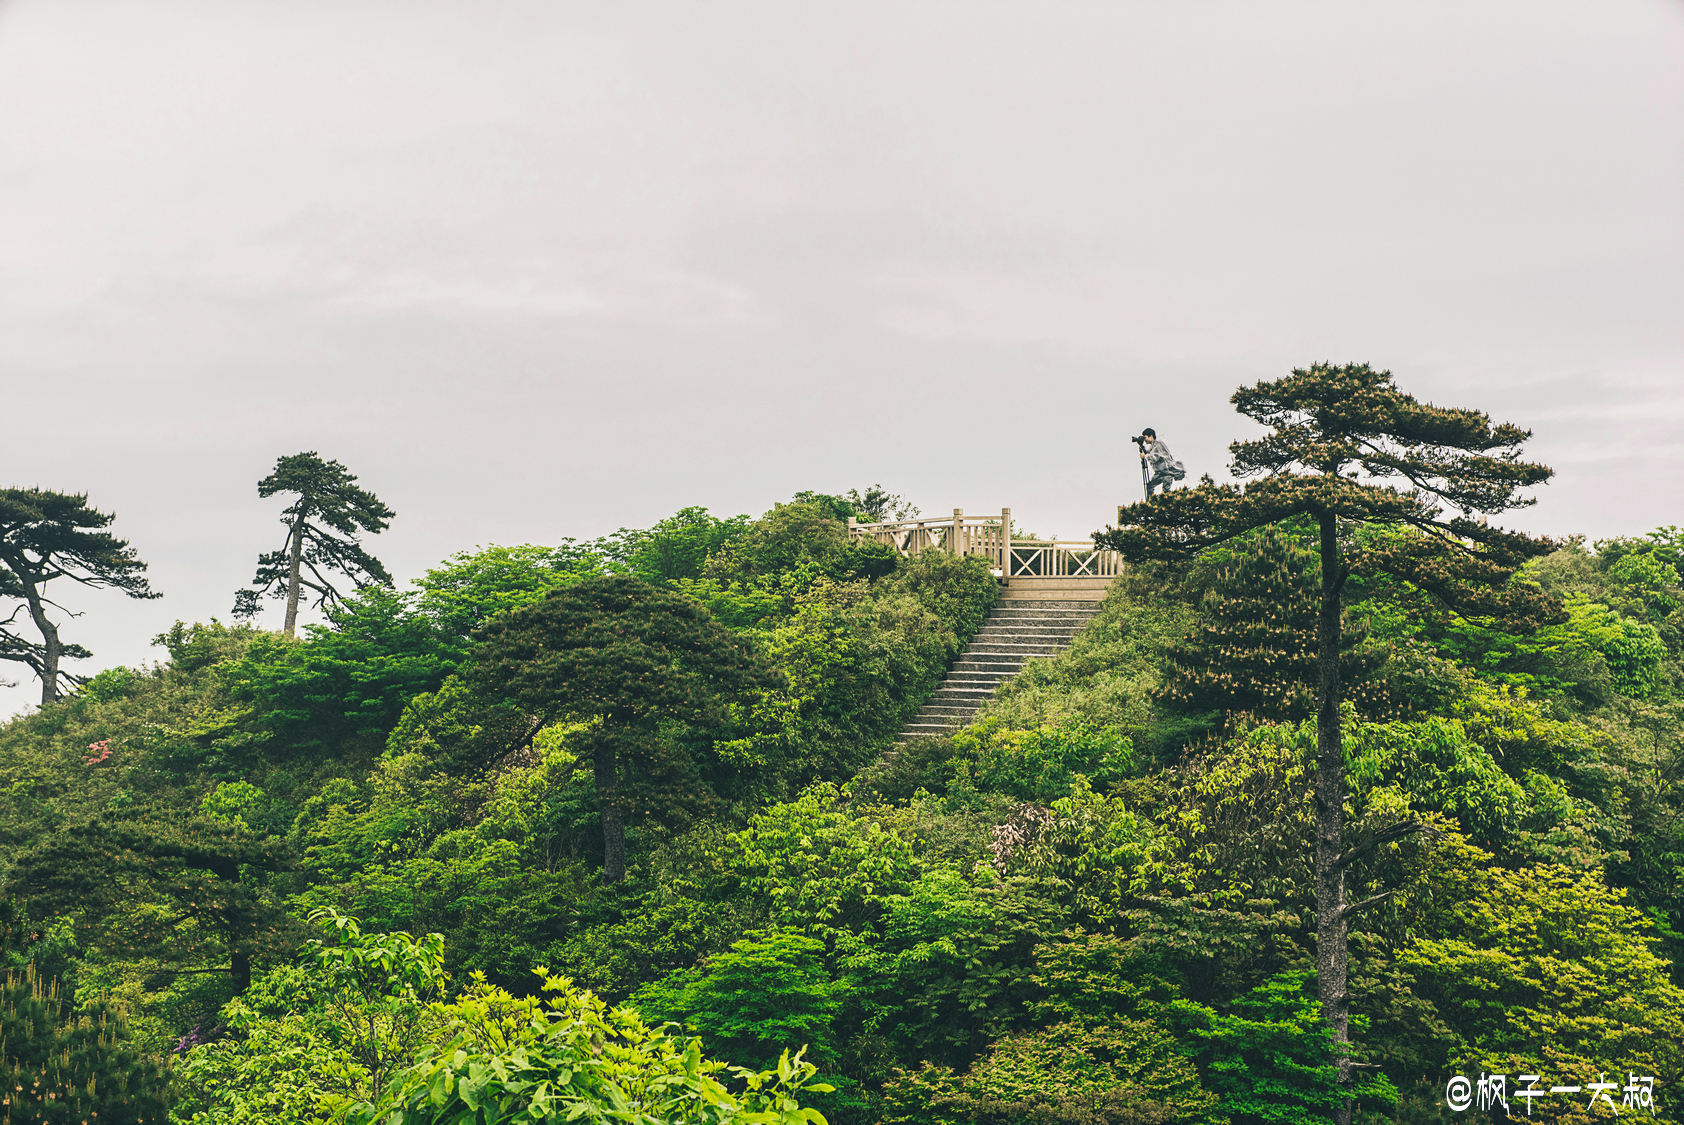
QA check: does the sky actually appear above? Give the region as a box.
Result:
[1,0,1681,715]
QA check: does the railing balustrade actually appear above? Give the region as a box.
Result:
[847,508,1123,584]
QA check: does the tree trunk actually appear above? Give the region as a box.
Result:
[283,511,306,637]
[22,582,61,705]
[1314,510,1352,1125]
[595,738,627,883]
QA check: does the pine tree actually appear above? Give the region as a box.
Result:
[1095,362,1558,1124]
[233,452,395,636]
[1160,527,1392,727]
[470,575,777,883]
[0,964,169,1125]
[0,489,159,703]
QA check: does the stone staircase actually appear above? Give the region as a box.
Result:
[899,600,1104,740]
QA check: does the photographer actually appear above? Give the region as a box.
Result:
[1134,428,1185,497]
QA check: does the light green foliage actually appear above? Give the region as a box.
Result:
[723,551,997,785]
[1398,866,1684,1093]
[1563,595,1668,698]
[223,586,462,762]
[174,910,450,1125]
[290,750,594,982]
[881,1016,1220,1125]
[200,781,266,829]
[1176,971,1397,1125]
[413,542,621,641]
[1345,718,1527,852]
[631,930,845,1067]
[625,506,755,583]
[724,786,1061,1068]
[348,969,831,1125]
[949,718,1133,802]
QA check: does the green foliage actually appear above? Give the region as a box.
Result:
[949,719,1133,803]
[9,807,296,997]
[881,1017,1220,1125]
[1176,971,1397,1125]
[1161,527,1392,726]
[1345,718,1528,853]
[625,506,754,583]
[1397,865,1684,1086]
[224,587,461,762]
[173,910,450,1125]
[347,969,831,1125]
[703,499,900,590]
[14,480,1684,1125]
[632,930,845,1068]
[722,552,997,787]
[0,487,159,702]
[0,963,169,1125]
[471,574,776,880]
[412,542,623,641]
[977,577,1197,766]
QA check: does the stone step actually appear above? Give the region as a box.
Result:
[894,595,1105,744]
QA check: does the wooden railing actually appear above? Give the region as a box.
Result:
[847,508,1123,585]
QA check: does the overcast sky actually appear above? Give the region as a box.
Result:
[2,0,1681,715]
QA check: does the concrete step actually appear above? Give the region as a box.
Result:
[952,659,1025,673]
[894,596,1105,744]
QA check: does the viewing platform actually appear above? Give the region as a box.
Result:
[846,508,1123,601]
[848,509,1122,739]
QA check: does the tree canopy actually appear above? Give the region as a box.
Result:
[469,574,778,882]
[0,487,158,703]
[234,452,395,636]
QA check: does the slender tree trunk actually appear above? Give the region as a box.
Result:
[283,511,306,637]
[1314,510,1352,1125]
[595,737,627,883]
[21,580,61,705]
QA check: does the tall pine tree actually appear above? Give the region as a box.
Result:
[233,453,394,636]
[1095,363,1558,1124]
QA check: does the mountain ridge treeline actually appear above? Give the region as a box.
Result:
[1,487,1682,1125]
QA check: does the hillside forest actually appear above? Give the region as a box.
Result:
[2,371,1683,1125]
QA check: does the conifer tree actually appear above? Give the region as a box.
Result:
[1095,363,1558,1123]
[233,452,395,636]
[0,488,159,704]
[9,810,294,996]
[0,963,170,1125]
[1161,526,1391,727]
[469,575,776,883]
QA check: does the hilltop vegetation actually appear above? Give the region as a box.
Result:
[1,489,1682,1124]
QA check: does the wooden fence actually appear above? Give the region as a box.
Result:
[846,508,1124,584]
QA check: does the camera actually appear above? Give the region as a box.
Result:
[1130,434,1147,449]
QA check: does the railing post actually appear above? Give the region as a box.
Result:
[951,508,962,555]
[1001,507,1011,585]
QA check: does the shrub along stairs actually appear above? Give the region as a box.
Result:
[899,600,1103,740]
